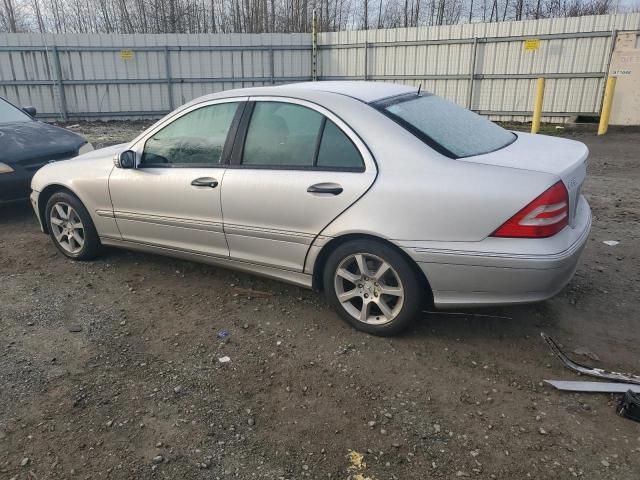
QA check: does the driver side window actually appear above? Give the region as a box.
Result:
[140,102,238,167]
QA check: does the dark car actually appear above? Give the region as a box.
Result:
[0,97,92,203]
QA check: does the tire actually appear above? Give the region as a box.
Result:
[323,239,424,336]
[45,191,100,260]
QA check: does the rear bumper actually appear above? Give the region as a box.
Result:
[401,196,592,307]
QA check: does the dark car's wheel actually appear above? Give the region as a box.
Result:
[45,191,100,260]
[323,239,424,336]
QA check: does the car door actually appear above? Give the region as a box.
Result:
[221,98,377,271]
[109,98,245,257]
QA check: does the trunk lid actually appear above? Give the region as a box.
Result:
[462,132,588,227]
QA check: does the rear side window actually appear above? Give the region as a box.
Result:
[317,120,363,169]
[376,94,515,158]
[141,102,238,166]
[241,101,364,170]
[242,102,323,167]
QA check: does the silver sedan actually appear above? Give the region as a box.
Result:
[30,81,591,335]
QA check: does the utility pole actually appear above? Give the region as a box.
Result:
[364,0,368,30]
[312,9,318,81]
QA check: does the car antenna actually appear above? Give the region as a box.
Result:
[417,83,422,95]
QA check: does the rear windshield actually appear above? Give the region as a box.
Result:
[0,98,32,123]
[375,94,515,158]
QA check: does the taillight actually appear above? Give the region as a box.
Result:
[491,181,569,238]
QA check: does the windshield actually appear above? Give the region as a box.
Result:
[376,94,516,158]
[0,98,33,123]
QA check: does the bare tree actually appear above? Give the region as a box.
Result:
[2,0,19,31]
[0,0,622,34]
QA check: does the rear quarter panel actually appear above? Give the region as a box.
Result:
[315,101,558,244]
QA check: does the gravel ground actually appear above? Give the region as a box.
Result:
[0,123,639,480]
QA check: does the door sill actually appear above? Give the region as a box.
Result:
[100,236,313,288]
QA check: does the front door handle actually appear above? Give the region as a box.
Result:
[307,183,343,195]
[191,177,219,188]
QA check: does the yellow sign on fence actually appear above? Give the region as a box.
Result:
[119,50,134,60]
[524,39,540,51]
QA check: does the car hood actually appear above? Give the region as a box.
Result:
[63,142,128,163]
[31,143,128,193]
[0,121,87,164]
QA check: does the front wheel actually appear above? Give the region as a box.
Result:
[45,191,100,260]
[323,239,424,336]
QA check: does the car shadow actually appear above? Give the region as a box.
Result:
[97,242,561,339]
[17,214,561,346]
[409,300,560,343]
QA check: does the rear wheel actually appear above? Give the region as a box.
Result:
[45,191,100,260]
[323,239,424,336]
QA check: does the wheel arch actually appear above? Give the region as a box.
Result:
[310,233,434,306]
[37,184,79,233]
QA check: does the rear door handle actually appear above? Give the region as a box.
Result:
[307,183,343,195]
[191,177,219,188]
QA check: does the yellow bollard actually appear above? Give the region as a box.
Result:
[531,78,545,134]
[598,76,617,135]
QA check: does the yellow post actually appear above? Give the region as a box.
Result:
[531,77,545,134]
[598,76,617,135]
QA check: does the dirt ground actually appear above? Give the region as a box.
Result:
[1,123,639,480]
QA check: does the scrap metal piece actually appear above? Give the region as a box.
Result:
[617,390,640,422]
[545,380,640,393]
[541,332,640,386]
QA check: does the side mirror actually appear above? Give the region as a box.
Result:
[114,150,136,169]
[22,106,37,117]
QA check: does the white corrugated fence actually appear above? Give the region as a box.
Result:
[0,33,312,120]
[1,13,639,122]
[318,13,640,122]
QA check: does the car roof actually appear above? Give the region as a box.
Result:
[190,81,418,107]
[274,81,418,103]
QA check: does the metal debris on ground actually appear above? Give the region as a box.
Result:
[603,240,620,246]
[541,332,640,385]
[542,333,640,422]
[218,356,231,363]
[617,390,640,422]
[217,329,230,340]
[544,380,640,393]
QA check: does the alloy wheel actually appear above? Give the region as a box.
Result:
[333,253,404,325]
[49,202,85,254]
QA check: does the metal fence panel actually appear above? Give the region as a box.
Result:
[0,32,312,120]
[2,14,640,122]
[318,13,640,122]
